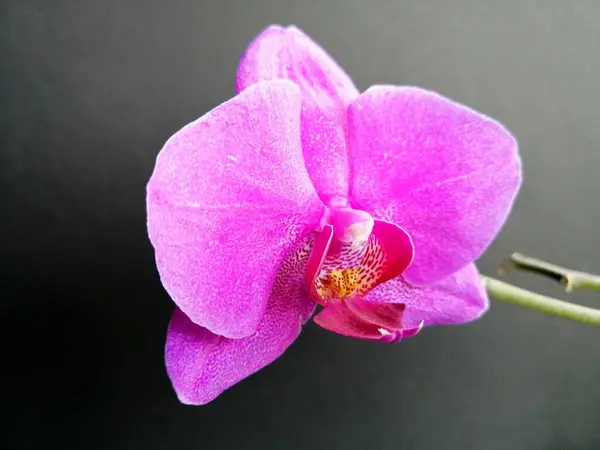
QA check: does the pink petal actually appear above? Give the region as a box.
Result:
[305,225,333,304]
[344,298,406,330]
[366,263,489,329]
[312,220,413,303]
[373,220,414,285]
[147,80,324,339]
[347,86,521,285]
[313,298,410,343]
[237,25,360,205]
[165,236,317,405]
[401,321,424,340]
[313,301,387,341]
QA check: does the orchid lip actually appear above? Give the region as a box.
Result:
[306,206,414,313]
[306,209,416,341]
[313,297,416,343]
[305,224,333,302]
[307,206,378,304]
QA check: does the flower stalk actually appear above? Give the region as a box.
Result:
[484,253,600,326]
[500,252,600,292]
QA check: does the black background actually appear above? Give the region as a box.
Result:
[2,1,600,449]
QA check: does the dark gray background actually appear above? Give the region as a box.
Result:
[1,1,599,449]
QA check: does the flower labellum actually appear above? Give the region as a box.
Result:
[146,25,521,405]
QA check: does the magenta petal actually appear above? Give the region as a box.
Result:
[367,263,489,329]
[371,220,414,285]
[401,321,424,340]
[165,238,317,405]
[347,86,521,284]
[237,25,360,204]
[147,80,324,338]
[344,298,406,330]
[313,302,385,341]
[311,220,413,304]
[305,225,333,302]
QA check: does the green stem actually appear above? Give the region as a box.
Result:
[482,276,600,326]
[500,253,600,292]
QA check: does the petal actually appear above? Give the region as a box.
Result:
[373,220,415,285]
[313,301,388,341]
[344,298,406,330]
[165,236,316,405]
[366,263,489,329]
[401,321,424,340]
[347,86,521,284]
[237,25,360,205]
[147,80,324,338]
[312,220,414,303]
[313,299,409,342]
[305,225,333,302]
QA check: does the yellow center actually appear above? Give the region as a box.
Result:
[319,268,361,299]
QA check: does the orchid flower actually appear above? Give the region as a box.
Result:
[146,25,521,405]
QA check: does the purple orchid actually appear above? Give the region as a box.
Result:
[146,25,521,405]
